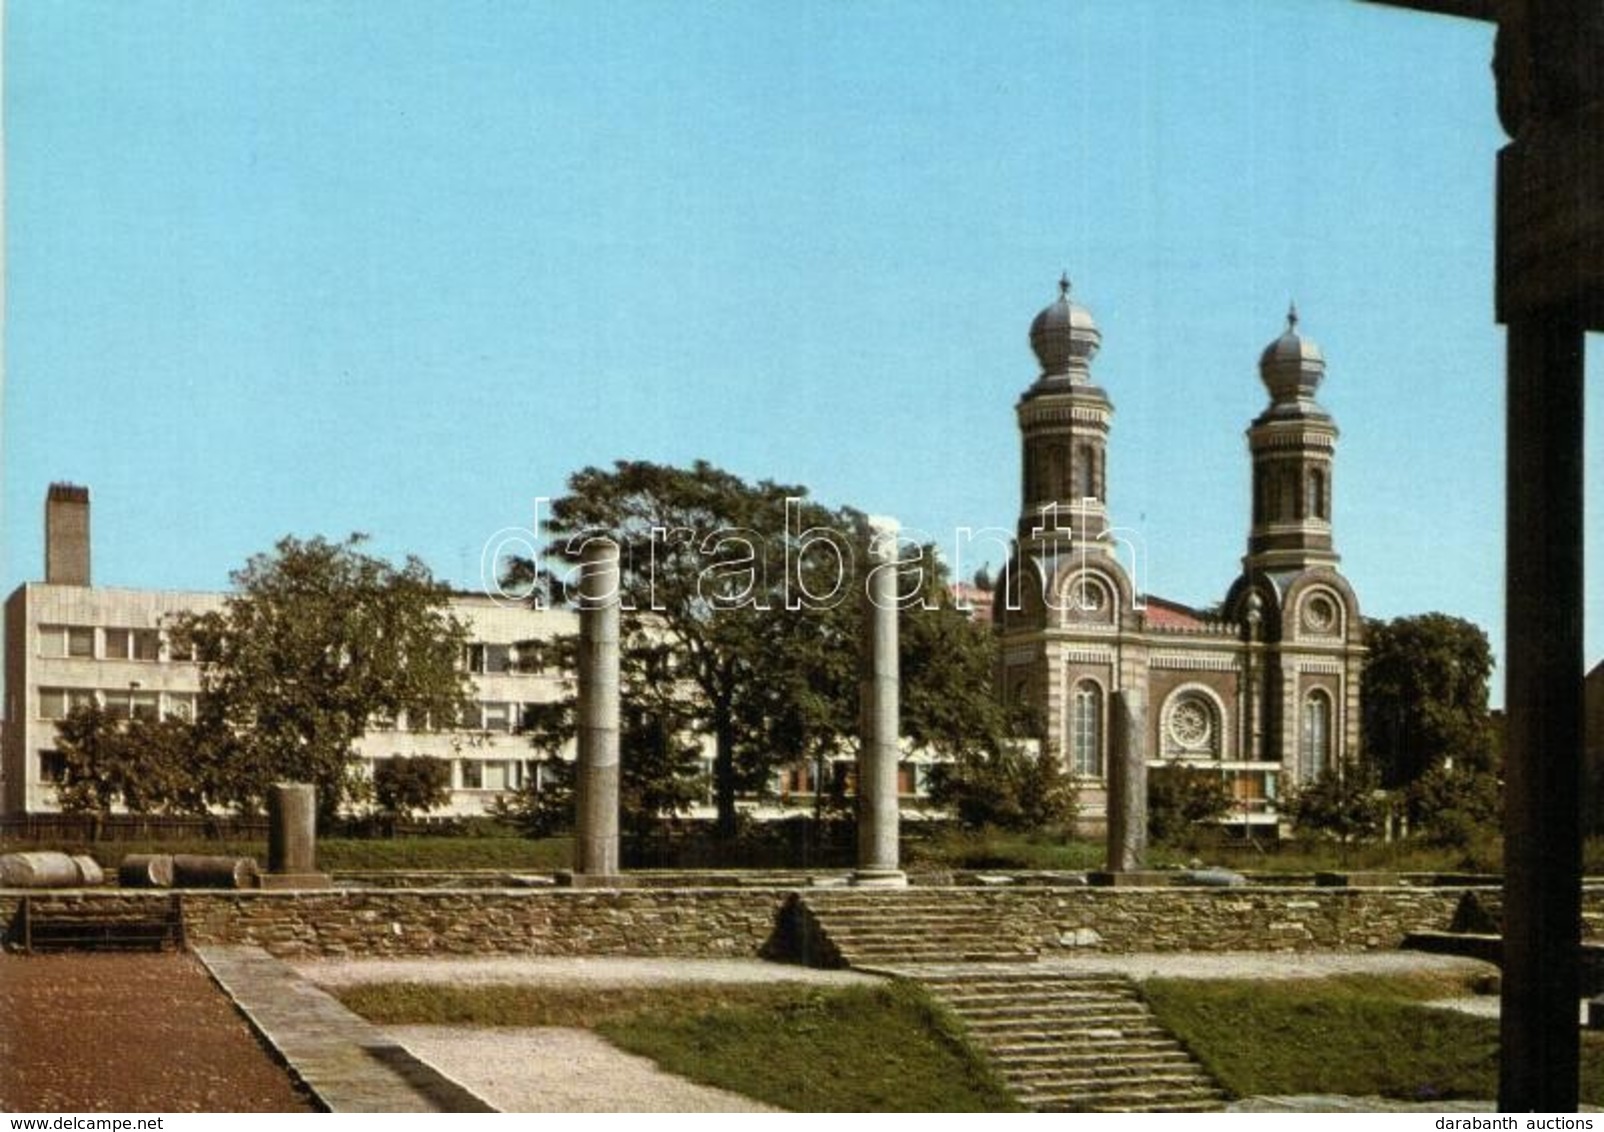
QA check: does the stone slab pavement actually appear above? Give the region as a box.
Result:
[195,946,497,1113]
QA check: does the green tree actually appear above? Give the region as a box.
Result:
[1146,762,1234,844]
[505,460,1026,843]
[492,631,707,839]
[1285,763,1387,848]
[926,744,1078,832]
[53,705,213,818]
[1362,614,1495,788]
[372,755,452,823]
[176,534,474,821]
[1406,763,1502,850]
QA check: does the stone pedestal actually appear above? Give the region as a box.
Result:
[854,517,906,888]
[262,783,331,889]
[574,538,622,880]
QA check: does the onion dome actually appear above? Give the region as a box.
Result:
[1029,273,1101,379]
[1259,302,1326,404]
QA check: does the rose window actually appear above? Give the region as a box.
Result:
[1302,594,1338,634]
[1166,696,1217,757]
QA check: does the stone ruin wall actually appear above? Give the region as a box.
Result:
[0,885,1598,960]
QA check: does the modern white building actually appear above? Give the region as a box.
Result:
[2,485,943,821]
[1,485,577,817]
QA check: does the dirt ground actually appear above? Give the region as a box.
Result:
[0,952,315,1113]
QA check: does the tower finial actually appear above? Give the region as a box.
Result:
[1058,272,1071,299]
[1287,300,1299,331]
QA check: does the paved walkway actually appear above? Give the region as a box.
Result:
[194,947,496,1113]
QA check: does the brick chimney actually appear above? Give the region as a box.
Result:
[45,483,90,586]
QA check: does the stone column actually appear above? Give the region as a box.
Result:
[259,783,330,889]
[1104,690,1147,872]
[574,537,622,880]
[855,517,906,886]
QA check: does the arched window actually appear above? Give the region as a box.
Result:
[1047,444,1066,499]
[1076,444,1097,501]
[1301,691,1332,779]
[1308,468,1327,520]
[1163,691,1220,760]
[1070,681,1103,778]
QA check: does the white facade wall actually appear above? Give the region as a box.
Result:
[1,582,579,817]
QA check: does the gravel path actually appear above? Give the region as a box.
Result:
[296,955,883,990]
[389,1026,780,1112]
[1034,951,1498,982]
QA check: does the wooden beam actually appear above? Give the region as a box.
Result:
[1357,0,1497,21]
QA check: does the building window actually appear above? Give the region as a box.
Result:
[1308,468,1327,521]
[38,750,67,784]
[461,760,484,790]
[104,629,160,661]
[166,693,197,722]
[1070,680,1103,778]
[1302,691,1332,779]
[477,702,516,732]
[1163,691,1221,760]
[38,687,97,720]
[481,761,510,791]
[103,689,159,722]
[40,626,96,658]
[1075,444,1097,501]
[467,644,515,674]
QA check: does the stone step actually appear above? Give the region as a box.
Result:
[962,1014,1154,1034]
[986,1042,1193,1063]
[980,1036,1184,1058]
[1004,1060,1209,1080]
[941,996,1143,1016]
[1022,1079,1225,1100]
[1008,1066,1214,1089]
[846,936,1032,942]
[841,947,1038,961]
[821,924,1020,935]
[925,977,1133,991]
[924,976,1134,990]
[1032,1083,1219,1109]
[821,930,1027,944]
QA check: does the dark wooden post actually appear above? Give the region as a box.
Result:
[1500,314,1585,1111]
[1491,3,1602,1112]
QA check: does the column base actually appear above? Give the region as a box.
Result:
[554,870,635,889]
[851,868,908,888]
[255,872,332,890]
[1087,870,1172,887]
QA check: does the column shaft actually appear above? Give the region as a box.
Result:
[856,522,904,883]
[575,538,622,877]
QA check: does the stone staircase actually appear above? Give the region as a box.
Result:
[789,892,1226,1111]
[910,969,1228,1113]
[790,890,1039,966]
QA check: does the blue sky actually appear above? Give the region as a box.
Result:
[4,1,1601,701]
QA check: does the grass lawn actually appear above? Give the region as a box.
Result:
[1141,973,1604,1105]
[338,980,1020,1112]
